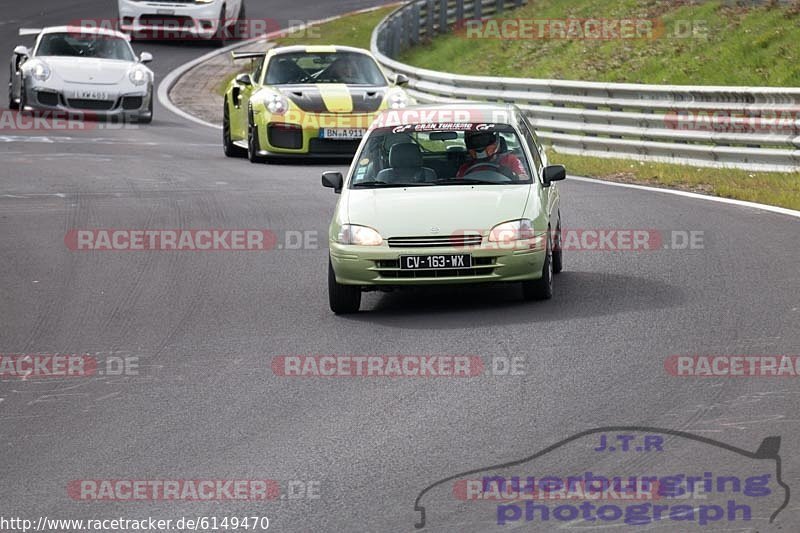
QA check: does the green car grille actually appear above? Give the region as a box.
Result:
[373,257,496,279]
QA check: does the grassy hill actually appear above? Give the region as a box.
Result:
[401,0,800,86]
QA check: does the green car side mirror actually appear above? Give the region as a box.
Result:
[322,171,344,194]
[542,165,566,187]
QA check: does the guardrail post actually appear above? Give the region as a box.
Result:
[426,0,436,37]
[390,16,401,57]
[401,7,410,49]
[410,3,421,46]
[378,24,387,55]
[497,0,505,13]
[455,0,464,24]
[474,0,482,19]
[439,0,449,30]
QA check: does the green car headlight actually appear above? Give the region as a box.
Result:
[338,224,383,246]
[488,219,534,243]
[387,89,410,110]
[266,92,289,115]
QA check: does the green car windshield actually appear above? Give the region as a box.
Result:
[265,52,387,86]
[350,125,533,189]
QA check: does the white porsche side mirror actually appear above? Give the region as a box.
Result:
[139,52,153,64]
[13,46,29,57]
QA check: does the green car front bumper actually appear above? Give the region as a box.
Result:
[252,110,378,156]
[329,238,547,287]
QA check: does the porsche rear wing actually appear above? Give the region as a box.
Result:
[19,28,43,36]
[231,51,265,61]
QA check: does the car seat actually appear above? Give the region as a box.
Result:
[376,143,437,184]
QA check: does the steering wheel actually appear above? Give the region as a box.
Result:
[463,161,500,174]
[295,68,324,84]
[295,71,318,84]
[463,161,517,180]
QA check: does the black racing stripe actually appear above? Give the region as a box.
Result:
[350,88,386,113]
[277,86,328,113]
[276,86,386,114]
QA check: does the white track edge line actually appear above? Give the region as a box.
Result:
[568,175,800,219]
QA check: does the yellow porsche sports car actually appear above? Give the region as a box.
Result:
[222,45,412,162]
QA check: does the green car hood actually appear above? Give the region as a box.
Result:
[344,185,533,238]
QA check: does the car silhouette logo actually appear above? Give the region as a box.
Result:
[413,425,790,529]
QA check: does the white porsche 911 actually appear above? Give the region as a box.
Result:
[9,26,154,122]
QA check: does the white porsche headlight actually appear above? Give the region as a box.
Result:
[265,92,289,115]
[28,60,51,82]
[387,89,410,110]
[489,219,534,243]
[128,67,149,86]
[337,225,383,246]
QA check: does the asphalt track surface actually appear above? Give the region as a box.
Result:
[1,1,799,532]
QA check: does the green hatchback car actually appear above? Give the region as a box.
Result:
[322,104,565,314]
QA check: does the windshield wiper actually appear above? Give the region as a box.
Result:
[351,181,431,188]
[433,178,505,185]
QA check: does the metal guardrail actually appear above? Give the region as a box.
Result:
[370,0,800,171]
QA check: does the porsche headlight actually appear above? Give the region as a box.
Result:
[489,219,534,243]
[337,224,383,246]
[28,60,51,82]
[128,67,149,86]
[387,89,410,110]
[265,92,289,115]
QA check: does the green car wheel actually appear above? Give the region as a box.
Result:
[552,215,563,274]
[223,99,247,158]
[522,233,553,301]
[247,111,267,163]
[328,260,361,314]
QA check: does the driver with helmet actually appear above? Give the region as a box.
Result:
[457,130,528,179]
[326,56,360,82]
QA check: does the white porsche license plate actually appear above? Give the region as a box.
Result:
[73,90,108,100]
[319,128,366,140]
[156,9,175,15]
